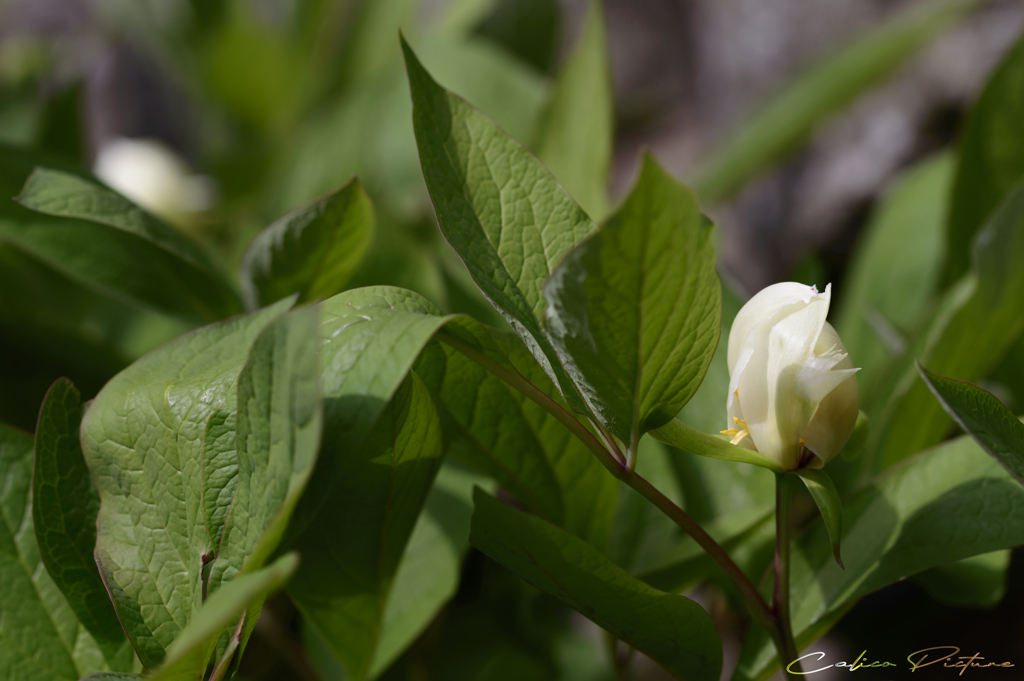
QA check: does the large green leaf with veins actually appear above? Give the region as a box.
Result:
[1,423,124,680]
[530,0,612,220]
[289,372,444,681]
[417,329,619,548]
[148,553,299,681]
[240,178,375,308]
[286,285,618,678]
[544,155,720,455]
[79,298,294,668]
[204,305,323,668]
[12,168,241,321]
[471,489,722,681]
[285,287,460,538]
[287,285,593,539]
[735,433,1024,680]
[33,379,127,663]
[917,363,1024,485]
[402,36,594,415]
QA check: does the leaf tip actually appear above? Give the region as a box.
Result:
[399,32,424,78]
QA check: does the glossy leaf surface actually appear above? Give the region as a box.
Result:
[80,299,294,667]
[544,156,719,451]
[403,37,594,414]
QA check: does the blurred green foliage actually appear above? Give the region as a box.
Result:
[2,1,1024,680]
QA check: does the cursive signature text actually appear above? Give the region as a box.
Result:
[908,647,1014,676]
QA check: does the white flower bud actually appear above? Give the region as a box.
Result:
[723,282,859,470]
[93,138,215,229]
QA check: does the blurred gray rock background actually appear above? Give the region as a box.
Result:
[558,0,1024,293]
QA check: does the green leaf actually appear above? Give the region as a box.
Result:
[285,287,459,538]
[870,178,1024,468]
[147,553,299,681]
[277,36,544,221]
[0,149,191,429]
[402,36,594,415]
[945,32,1024,284]
[240,178,375,308]
[917,362,1024,485]
[33,379,127,663]
[289,372,444,681]
[791,469,843,569]
[692,0,975,204]
[368,464,488,677]
[530,0,612,219]
[470,489,722,681]
[473,0,560,74]
[12,168,241,321]
[912,549,1010,609]
[665,283,778,520]
[286,285,615,676]
[1,422,115,680]
[79,298,294,668]
[835,153,953,394]
[640,285,776,591]
[302,489,492,681]
[206,305,324,631]
[418,327,619,547]
[543,155,720,453]
[735,433,1024,680]
[650,418,784,473]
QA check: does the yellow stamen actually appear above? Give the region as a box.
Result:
[720,417,751,445]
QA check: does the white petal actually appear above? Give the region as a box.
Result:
[727,282,821,375]
[801,322,860,465]
[741,287,828,468]
[733,286,829,467]
[726,346,752,426]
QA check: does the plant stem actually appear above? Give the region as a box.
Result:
[603,630,628,681]
[209,616,245,681]
[774,473,801,677]
[625,470,776,632]
[439,332,780,636]
[436,332,624,472]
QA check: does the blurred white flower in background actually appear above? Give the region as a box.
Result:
[93,137,215,229]
[723,282,859,470]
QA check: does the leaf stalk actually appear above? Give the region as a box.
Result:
[440,333,783,644]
